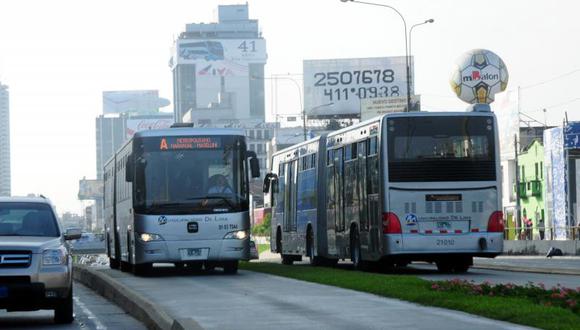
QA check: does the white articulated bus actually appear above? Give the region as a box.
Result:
[104,125,260,275]
[264,105,504,272]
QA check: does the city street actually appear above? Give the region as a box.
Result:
[0,283,144,330]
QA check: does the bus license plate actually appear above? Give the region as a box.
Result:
[180,248,208,261]
[0,286,8,298]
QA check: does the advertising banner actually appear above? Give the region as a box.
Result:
[126,118,173,139]
[175,39,267,66]
[360,95,421,120]
[103,90,165,115]
[564,122,580,149]
[303,57,413,118]
[78,179,104,200]
[544,127,567,239]
[494,90,519,160]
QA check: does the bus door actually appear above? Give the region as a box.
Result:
[283,160,298,251]
[334,147,346,257]
[274,162,286,246]
[326,150,337,256]
[357,141,370,256]
[367,137,382,257]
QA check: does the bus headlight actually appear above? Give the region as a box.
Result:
[223,230,248,240]
[137,233,164,242]
[42,247,67,266]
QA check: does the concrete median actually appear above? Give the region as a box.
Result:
[73,265,203,330]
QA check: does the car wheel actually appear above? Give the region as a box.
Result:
[54,286,74,324]
[223,261,239,274]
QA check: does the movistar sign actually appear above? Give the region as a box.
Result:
[462,71,499,82]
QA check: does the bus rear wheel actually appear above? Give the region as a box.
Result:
[281,254,294,265]
[350,230,365,271]
[307,229,321,266]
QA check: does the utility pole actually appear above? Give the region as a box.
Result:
[514,134,521,236]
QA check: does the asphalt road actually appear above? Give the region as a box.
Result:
[0,282,144,330]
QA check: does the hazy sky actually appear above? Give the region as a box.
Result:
[1,0,579,213]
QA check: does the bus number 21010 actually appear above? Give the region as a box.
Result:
[436,239,455,246]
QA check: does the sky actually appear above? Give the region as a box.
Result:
[0,0,579,213]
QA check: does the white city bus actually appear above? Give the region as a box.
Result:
[264,104,503,272]
[104,125,260,275]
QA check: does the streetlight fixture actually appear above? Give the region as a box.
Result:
[340,0,411,111]
[251,74,305,140]
[408,18,434,108]
[409,19,434,57]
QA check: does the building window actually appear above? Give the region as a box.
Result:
[257,130,263,139]
[264,130,270,139]
[257,144,264,154]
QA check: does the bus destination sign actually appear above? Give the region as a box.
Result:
[159,137,221,151]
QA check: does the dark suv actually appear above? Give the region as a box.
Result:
[0,196,81,324]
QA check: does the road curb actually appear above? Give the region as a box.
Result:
[73,265,203,330]
[472,264,580,276]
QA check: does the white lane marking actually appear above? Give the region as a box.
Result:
[74,296,107,330]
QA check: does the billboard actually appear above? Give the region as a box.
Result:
[360,95,421,120]
[126,117,173,139]
[78,179,104,200]
[544,127,567,239]
[303,57,413,118]
[175,39,267,67]
[564,122,580,149]
[493,90,519,160]
[103,90,169,115]
[172,38,267,117]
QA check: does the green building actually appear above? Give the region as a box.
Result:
[516,140,546,240]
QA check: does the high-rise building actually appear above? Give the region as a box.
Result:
[170,4,267,124]
[0,83,10,197]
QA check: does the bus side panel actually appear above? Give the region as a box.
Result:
[103,160,116,261]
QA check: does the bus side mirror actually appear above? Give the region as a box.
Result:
[246,151,260,178]
[263,173,278,193]
[250,157,260,178]
[125,154,134,182]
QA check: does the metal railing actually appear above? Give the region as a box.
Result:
[503,226,580,240]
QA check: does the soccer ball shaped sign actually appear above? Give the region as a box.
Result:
[450,49,509,104]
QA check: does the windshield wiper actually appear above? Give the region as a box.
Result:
[184,196,235,209]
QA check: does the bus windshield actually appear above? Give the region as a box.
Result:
[387,116,496,182]
[133,135,248,214]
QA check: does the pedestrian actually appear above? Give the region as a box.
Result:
[538,218,545,240]
[526,218,533,240]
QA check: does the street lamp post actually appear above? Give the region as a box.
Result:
[409,19,434,92]
[341,0,411,111]
[252,74,306,140]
